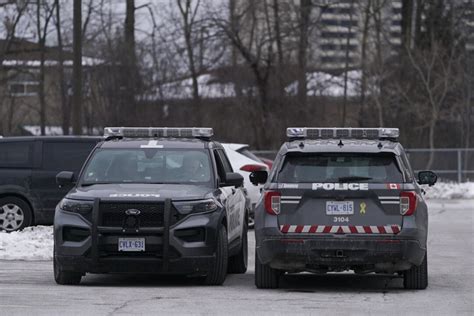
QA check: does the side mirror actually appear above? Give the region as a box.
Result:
[417,170,437,186]
[56,171,76,187]
[224,172,244,188]
[249,170,268,186]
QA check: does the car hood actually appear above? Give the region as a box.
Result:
[66,183,214,202]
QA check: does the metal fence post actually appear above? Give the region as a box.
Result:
[457,150,462,183]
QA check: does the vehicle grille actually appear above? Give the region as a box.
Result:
[99,202,182,228]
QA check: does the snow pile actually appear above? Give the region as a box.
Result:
[286,70,363,97]
[157,74,236,100]
[2,57,104,67]
[0,226,53,261]
[423,182,474,199]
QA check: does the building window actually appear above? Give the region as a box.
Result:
[7,70,40,97]
[322,7,354,15]
[321,44,358,51]
[321,31,357,39]
[321,56,356,64]
[321,19,358,27]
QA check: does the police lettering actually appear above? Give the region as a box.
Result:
[312,183,369,191]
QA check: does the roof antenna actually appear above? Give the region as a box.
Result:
[338,139,344,147]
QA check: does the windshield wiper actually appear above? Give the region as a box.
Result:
[337,176,373,183]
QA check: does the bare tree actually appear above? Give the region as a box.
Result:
[35,0,57,135]
[177,0,202,119]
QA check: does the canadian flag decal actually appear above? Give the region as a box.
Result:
[387,183,400,190]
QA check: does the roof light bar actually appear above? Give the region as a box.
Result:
[286,127,399,140]
[104,127,214,139]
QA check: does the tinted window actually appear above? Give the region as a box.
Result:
[43,141,96,172]
[0,141,34,167]
[217,149,233,173]
[81,149,212,185]
[278,153,403,183]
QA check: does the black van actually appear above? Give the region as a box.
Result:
[0,136,101,232]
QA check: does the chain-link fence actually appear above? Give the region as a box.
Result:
[253,148,474,183]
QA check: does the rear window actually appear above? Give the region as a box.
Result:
[0,141,34,167]
[277,153,404,183]
[237,148,262,163]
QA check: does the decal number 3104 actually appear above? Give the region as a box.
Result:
[333,216,349,223]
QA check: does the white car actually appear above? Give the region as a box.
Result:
[222,143,269,225]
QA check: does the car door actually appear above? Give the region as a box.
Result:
[0,140,34,197]
[214,149,245,242]
[31,139,98,219]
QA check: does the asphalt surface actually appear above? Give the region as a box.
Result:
[0,200,472,315]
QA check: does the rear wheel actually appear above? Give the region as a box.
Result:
[403,252,428,289]
[255,249,280,289]
[0,197,33,232]
[53,254,82,285]
[203,224,228,285]
[228,219,248,274]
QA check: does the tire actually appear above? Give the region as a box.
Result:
[255,249,280,289]
[203,224,228,285]
[228,219,248,274]
[403,252,428,290]
[0,197,33,232]
[54,252,82,285]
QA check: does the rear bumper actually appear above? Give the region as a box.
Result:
[257,236,425,272]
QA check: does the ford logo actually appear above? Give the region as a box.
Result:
[125,209,141,216]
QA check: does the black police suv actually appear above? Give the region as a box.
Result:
[251,128,437,289]
[53,127,248,285]
[0,136,101,232]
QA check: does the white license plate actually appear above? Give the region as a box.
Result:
[118,238,145,252]
[326,201,354,215]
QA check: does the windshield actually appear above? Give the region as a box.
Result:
[80,148,213,185]
[277,153,403,183]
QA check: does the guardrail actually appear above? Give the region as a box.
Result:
[253,148,474,183]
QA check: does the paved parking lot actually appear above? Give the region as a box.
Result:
[0,200,472,315]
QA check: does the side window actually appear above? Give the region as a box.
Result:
[0,141,34,167]
[400,152,414,182]
[213,150,226,182]
[42,141,96,173]
[217,149,233,173]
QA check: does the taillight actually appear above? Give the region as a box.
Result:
[264,191,281,215]
[240,164,266,172]
[400,191,417,216]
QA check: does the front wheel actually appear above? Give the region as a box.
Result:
[403,252,428,289]
[228,219,248,274]
[202,224,228,285]
[0,197,33,232]
[255,249,280,289]
[54,254,82,285]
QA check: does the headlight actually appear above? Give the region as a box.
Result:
[173,199,219,215]
[59,199,94,215]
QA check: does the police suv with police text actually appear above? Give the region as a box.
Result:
[53,127,248,285]
[250,128,437,289]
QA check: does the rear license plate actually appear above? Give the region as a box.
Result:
[118,238,145,252]
[326,201,354,215]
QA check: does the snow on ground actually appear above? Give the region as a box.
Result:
[423,182,474,199]
[0,226,53,261]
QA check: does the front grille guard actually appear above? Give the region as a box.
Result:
[90,198,173,272]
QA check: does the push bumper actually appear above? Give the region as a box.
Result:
[54,198,221,276]
[257,236,426,272]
